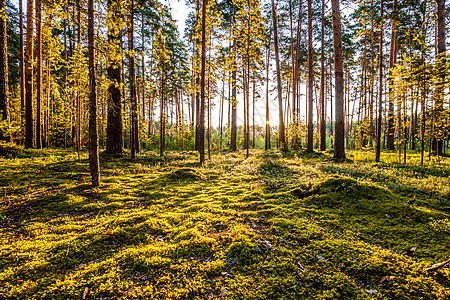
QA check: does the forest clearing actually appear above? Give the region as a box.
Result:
[1,0,450,298]
[0,148,449,299]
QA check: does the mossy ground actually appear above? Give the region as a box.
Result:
[0,146,449,299]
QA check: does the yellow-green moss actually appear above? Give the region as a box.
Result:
[0,149,448,299]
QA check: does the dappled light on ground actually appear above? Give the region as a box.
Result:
[0,149,449,299]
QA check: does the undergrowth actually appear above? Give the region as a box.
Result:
[0,149,448,299]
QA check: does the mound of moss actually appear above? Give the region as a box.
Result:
[0,142,24,158]
[167,167,205,181]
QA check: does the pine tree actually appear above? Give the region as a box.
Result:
[306,0,313,152]
[271,0,285,151]
[35,0,42,148]
[331,0,345,159]
[128,0,139,159]
[434,0,446,155]
[375,0,384,162]
[88,0,100,186]
[105,0,124,154]
[24,0,33,148]
[0,0,11,142]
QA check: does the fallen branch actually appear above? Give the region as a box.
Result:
[425,259,450,272]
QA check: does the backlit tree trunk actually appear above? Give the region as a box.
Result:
[320,0,326,151]
[265,33,271,150]
[0,0,10,142]
[19,0,24,139]
[106,0,124,154]
[25,0,34,148]
[375,0,384,162]
[230,5,237,151]
[128,0,139,159]
[331,0,345,159]
[199,0,207,164]
[36,0,42,148]
[387,0,398,151]
[88,0,100,186]
[307,0,313,152]
[271,0,285,151]
[435,0,446,155]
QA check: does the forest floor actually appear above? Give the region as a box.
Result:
[0,145,449,299]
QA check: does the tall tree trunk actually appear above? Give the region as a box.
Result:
[76,0,81,158]
[219,75,224,150]
[70,5,76,146]
[44,58,50,148]
[420,3,426,164]
[128,0,139,159]
[160,76,165,157]
[106,0,124,154]
[265,34,271,150]
[368,5,375,148]
[141,11,145,119]
[375,0,384,162]
[35,0,42,148]
[194,0,200,151]
[227,75,231,147]
[88,0,100,186]
[320,0,326,151]
[19,0,25,141]
[331,0,345,159]
[435,0,446,155]
[243,65,247,149]
[25,0,34,148]
[387,0,398,150]
[307,0,313,152]
[207,37,211,160]
[292,1,301,149]
[63,16,67,148]
[0,0,10,142]
[230,5,237,151]
[148,41,154,137]
[252,76,255,149]
[329,53,333,140]
[190,41,195,132]
[199,0,207,164]
[271,0,285,151]
[246,64,250,157]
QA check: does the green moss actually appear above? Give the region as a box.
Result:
[167,167,205,182]
[0,149,448,299]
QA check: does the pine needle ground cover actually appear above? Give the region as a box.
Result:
[0,148,449,299]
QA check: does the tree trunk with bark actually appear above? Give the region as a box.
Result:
[320,0,326,151]
[271,0,285,151]
[387,0,398,151]
[19,0,24,140]
[106,0,124,154]
[25,0,34,148]
[0,0,10,142]
[199,0,207,164]
[36,0,42,148]
[307,0,313,152]
[128,0,139,159]
[435,0,446,155]
[88,0,100,186]
[265,34,271,150]
[331,0,345,159]
[230,5,237,151]
[375,0,384,162]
